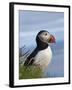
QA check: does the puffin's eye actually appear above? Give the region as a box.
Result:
[45,33,47,36]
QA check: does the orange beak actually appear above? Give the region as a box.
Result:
[49,35,56,43]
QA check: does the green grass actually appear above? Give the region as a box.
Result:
[19,64,43,79]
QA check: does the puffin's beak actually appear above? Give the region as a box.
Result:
[48,35,55,43]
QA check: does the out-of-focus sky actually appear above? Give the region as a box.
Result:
[19,10,64,48]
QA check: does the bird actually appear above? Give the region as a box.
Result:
[24,30,55,71]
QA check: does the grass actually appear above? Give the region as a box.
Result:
[19,64,43,79]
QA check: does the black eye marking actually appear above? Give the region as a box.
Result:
[45,33,47,36]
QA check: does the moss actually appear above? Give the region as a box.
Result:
[19,64,43,79]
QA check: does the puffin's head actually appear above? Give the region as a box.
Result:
[36,30,55,45]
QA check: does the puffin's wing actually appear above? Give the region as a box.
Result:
[24,57,34,66]
[24,47,39,66]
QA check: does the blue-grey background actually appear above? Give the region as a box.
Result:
[19,10,64,77]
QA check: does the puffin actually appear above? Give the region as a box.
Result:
[24,30,55,71]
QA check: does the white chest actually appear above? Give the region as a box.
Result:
[34,46,52,70]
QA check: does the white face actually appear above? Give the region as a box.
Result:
[38,32,51,43]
